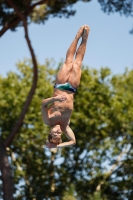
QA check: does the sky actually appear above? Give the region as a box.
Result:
[1,0,133,77]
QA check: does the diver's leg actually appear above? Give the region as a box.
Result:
[68,25,90,88]
[75,25,90,67]
[65,25,84,63]
[55,26,84,84]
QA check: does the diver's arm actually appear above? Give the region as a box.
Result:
[57,126,76,148]
[41,104,50,126]
[41,97,56,126]
[42,97,56,107]
[57,140,75,148]
[42,95,67,107]
[46,140,75,148]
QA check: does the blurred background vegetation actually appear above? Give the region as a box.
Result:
[0,0,133,200]
[1,59,133,199]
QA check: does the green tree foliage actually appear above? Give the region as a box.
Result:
[1,0,133,199]
[98,0,133,33]
[98,0,133,16]
[0,0,90,36]
[1,59,133,199]
[0,59,55,199]
[1,0,133,36]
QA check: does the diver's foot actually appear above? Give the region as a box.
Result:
[75,25,84,40]
[82,25,90,40]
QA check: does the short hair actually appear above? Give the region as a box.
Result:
[48,134,62,145]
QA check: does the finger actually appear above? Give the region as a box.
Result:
[45,142,49,145]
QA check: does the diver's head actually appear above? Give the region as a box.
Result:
[48,125,62,145]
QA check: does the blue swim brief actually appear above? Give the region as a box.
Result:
[54,82,77,93]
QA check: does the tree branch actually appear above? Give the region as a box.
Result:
[0,0,49,37]
[0,138,14,200]
[96,144,131,191]
[4,0,38,147]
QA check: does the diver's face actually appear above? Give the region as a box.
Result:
[50,125,62,139]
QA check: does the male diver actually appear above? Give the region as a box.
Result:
[41,25,90,148]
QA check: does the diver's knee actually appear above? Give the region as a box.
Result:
[74,60,82,68]
[65,57,73,65]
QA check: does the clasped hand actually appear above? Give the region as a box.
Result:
[46,141,57,148]
[55,95,67,102]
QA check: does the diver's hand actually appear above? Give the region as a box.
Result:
[46,142,57,148]
[55,95,67,102]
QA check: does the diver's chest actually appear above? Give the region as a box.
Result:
[49,111,61,119]
[49,110,70,126]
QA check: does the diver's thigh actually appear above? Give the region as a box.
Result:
[56,63,72,84]
[68,63,81,88]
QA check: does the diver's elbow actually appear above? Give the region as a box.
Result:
[73,140,76,145]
